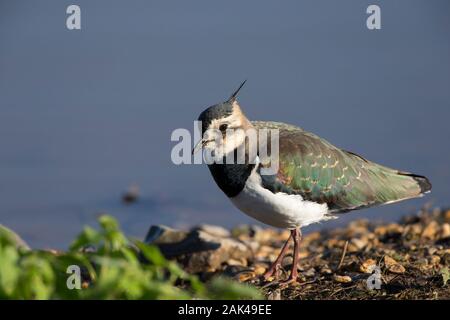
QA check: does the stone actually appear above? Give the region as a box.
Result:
[440,223,450,239]
[256,245,276,260]
[227,258,246,267]
[430,255,441,265]
[348,238,367,252]
[237,272,255,282]
[334,275,352,283]
[421,221,438,240]
[428,247,438,256]
[303,268,316,277]
[193,224,230,238]
[222,265,249,276]
[253,264,267,276]
[443,210,450,222]
[303,231,321,243]
[281,255,293,268]
[144,225,188,245]
[374,226,387,237]
[278,229,291,241]
[388,263,406,274]
[298,250,309,259]
[384,255,397,267]
[242,240,260,253]
[347,219,370,233]
[145,225,250,273]
[405,224,423,238]
[232,225,286,244]
[359,259,377,273]
[231,225,250,239]
[325,238,346,249]
[231,224,262,239]
[384,255,406,274]
[254,228,279,244]
[320,267,333,275]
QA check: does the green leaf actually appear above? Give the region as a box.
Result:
[0,246,19,296]
[206,277,263,300]
[17,254,55,299]
[134,241,166,267]
[69,226,102,251]
[99,215,120,232]
[0,215,263,300]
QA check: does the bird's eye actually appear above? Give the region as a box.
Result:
[219,124,228,132]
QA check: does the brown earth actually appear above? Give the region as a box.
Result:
[147,207,450,300]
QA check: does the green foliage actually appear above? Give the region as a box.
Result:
[0,215,262,300]
[206,277,264,300]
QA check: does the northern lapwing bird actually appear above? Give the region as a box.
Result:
[193,81,432,284]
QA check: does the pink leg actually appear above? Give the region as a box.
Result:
[280,228,302,285]
[263,231,293,280]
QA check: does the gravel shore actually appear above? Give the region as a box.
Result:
[147,207,450,300]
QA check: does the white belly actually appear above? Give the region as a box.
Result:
[230,168,333,229]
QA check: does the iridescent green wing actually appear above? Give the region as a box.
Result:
[252,121,429,213]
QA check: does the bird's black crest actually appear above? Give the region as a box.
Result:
[228,80,247,102]
[197,102,233,133]
[197,81,247,133]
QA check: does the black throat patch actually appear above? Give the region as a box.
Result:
[207,162,255,198]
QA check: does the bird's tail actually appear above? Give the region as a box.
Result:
[397,172,432,195]
[370,167,432,206]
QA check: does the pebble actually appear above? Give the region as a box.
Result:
[281,256,293,268]
[237,272,255,282]
[421,221,438,239]
[334,275,352,283]
[430,255,441,265]
[194,224,231,238]
[440,223,450,239]
[253,265,267,276]
[303,268,316,277]
[349,238,367,252]
[384,256,406,274]
[227,258,246,267]
[320,267,333,275]
[405,224,423,238]
[375,223,404,237]
[359,259,377,273]
[389,264,406,274]
[303,231,321,243]
[445,210,450,223]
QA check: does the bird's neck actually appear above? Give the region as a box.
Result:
[207,148,257,198]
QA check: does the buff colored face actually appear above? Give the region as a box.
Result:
[194,101,254,158]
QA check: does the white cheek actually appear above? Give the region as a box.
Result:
[223,131,246,154]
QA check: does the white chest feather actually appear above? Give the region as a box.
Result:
[230,167,333,229]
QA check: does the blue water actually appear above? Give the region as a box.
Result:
[1,1,449,248]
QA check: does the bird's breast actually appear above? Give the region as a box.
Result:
[229,167,333,228]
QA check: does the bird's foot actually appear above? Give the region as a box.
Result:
[262,264,281,281]
[262,232,294,282]
[278,275,299,286]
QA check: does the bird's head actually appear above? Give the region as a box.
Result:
[192,81,254,157]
